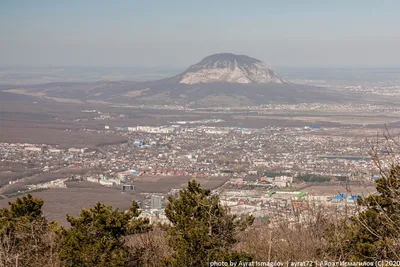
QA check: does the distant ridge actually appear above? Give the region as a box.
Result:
[2,53,358,107]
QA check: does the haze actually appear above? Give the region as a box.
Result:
[1,0,400,68]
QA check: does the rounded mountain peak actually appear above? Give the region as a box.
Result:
[199,53,262,66]
[178,53,288,85]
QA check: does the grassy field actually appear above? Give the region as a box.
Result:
[303,184,377,196]
[0,176,230,226]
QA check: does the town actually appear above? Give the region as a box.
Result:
[0,121,381,224]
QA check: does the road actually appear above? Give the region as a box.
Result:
[0,166,68,197]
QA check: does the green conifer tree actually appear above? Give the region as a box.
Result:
[0,194,58,266]
[324,165,400,260]
[346,165,400,260]
[58,201,150,267]
[164,180,254,267]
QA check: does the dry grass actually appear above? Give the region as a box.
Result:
[0,223,60,267]
[125,227,172,267]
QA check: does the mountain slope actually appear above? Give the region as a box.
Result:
[177,53,288,85]
[2,53,359,107]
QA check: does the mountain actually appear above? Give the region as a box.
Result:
[2,53,360,107]
[176,53,288,85]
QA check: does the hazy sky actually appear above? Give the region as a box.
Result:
[1,0,400,68]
